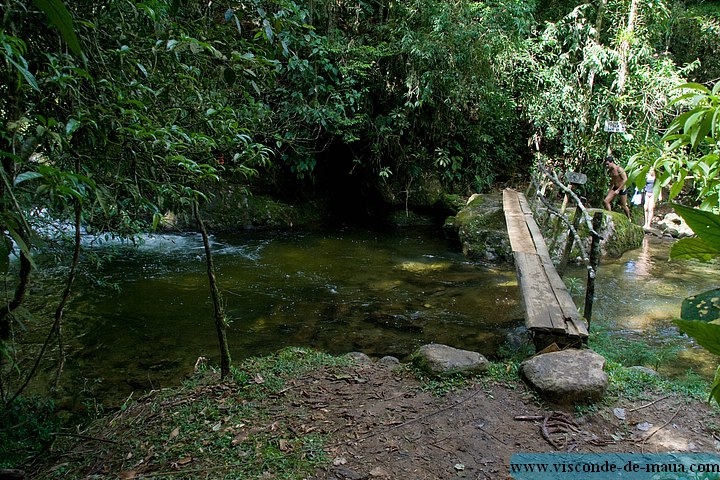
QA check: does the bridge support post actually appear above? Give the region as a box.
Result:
[583,211,604,329]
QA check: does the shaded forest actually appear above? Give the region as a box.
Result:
[1,0,720,472]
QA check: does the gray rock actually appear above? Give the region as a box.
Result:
[413,343,489,376]
[657,212,694,238]
[520,349,608,404]
[345,352,373,364]
[628,365,660,377]
[378,356,400,366]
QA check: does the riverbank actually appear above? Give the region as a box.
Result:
[23,347,720,479]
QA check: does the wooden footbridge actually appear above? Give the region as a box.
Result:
[503,188,588,348]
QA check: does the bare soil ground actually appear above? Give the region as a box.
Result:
[29,359,720,480]
[300,362,719,479]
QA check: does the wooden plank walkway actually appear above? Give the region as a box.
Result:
[503,188,588,345]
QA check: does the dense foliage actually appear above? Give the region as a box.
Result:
[1,0,719,467]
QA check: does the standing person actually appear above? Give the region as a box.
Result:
[643,168,659,230]
[602,155,631,218]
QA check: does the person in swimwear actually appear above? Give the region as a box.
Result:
[643,168,660,229]
[602,155,631,218]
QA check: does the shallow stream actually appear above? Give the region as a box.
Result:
[20,229,720,406]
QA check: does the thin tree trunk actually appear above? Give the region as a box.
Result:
[582,0,607,126]
[193,200,231,378]
[7,192,82,405]
[52,159,83,389]
[617,0,639,95]
[579,0,608,169]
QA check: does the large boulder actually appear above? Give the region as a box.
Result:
[162,186,323,231]
[412,343,489,376]
[597,210,645,258]
[546,208,644,261]
[520,348,608,404]
[443,194,512,263]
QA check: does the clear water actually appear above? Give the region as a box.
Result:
[564,235,720,378]
[17,230,720,406]
[56,227,522,404]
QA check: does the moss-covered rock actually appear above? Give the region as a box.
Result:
[548,208,644,262]
[444,193,512,263]
[378,173,446,209]
[598,210,644,258]
[388,209,436,227]
[163,185,324,231]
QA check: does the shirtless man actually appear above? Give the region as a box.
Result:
[603,155,631,218]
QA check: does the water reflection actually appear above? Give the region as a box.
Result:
[624,237,654,277]
[566,235,720,378]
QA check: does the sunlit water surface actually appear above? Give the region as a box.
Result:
[57,228,522,405]
[564,235,720,379]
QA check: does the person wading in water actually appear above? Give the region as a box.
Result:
[602,155,631,218]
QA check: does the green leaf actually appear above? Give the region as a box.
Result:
[65,117,80,136]
[691,111,713,149]
[33,0,82,56]
[673,82,712,95]
[6,57,40,91]
[675,319,720,356]
[684,110,706,134]
[672,203,720,248]
[681,288,720,322]
[13,171,43,186]
[670,237,720,262]
[709,367,720,405]
[669,172,686,199]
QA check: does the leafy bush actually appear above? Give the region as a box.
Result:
[671,204,720,404]
[0,396,59,468]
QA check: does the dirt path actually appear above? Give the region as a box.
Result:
[295,362,718,479]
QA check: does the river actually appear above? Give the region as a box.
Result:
[14,229,720,407]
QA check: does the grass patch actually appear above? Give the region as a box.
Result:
[582,318,713,411]
[232,347,352,398]
[32,347,352,480]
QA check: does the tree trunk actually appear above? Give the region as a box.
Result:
[582,0,607,126]
[617,0,639,95]
[193,200,231,378]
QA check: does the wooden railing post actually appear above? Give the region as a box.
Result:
[583,212,604,329]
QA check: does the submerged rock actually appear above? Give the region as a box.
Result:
[520,348,608,404]
[412,343,489,376]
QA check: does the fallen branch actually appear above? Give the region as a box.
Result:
[535,159,601,240]
[50,432,122,445]
[628,394,672,413]
[641,407,681,452]
[532,181,590,263]
[514,415,544,421]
